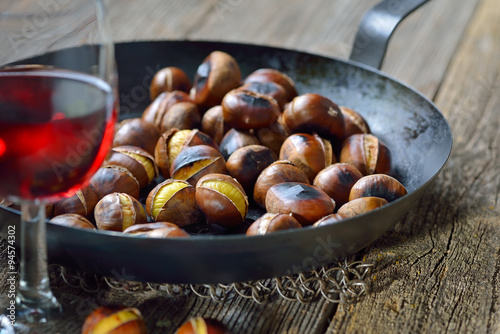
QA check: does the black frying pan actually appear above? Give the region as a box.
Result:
[0,0,452,284]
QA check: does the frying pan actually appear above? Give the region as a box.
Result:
[0,0,452,284]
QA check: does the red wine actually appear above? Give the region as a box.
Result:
[0,68,116,202]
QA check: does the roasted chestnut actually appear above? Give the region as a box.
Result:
[337,196,388,218]
[339,134,391,175]
[283,93,345,140]
[313,163,364,208]
[195,173,248,228]
[82,305,147,334]
[190,51,241,110]
[150,66,191,100]
[253,160,310,208]
[226,145,277,193]
[170,145,227,186]
[175,317,229,334]
[221,89,280,130]
[90,166,140,200]
[155,129,219,178]
[279,133,334,183]
[256,115,291,156]
[48,213,96,229]
[146,179,203,227]
[123,222,179,235]
[243,68,298,101]
[218,128,260,160]
[265,182,335,226]
[201,105,229,144]
[312,213,348,227]
[94,193,147,232]
[142,90,193,128]
[349,174,407,202]
[238,81,288,110]
[106,145,158,188]
[145,226,190,238]
[52,184,99,218]
[113,118,160,155]
[246,213,301,236]
[340,106,370,138]
[158,101,201,133]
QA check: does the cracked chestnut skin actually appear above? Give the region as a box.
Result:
[150,66,191,100]
[279,133,334,183]
[265,182,335,226]
[170,145,227,186]
[340,133,391,176]
[190,51,241,110]
[145,179,203,228]
[82,305,147,334]
[176,317,230,334]
[94,193,147,232]
[195,173,248,228]
[142,90,193,129]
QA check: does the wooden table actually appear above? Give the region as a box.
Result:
[2,0,500,332]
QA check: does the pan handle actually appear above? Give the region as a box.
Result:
[349,0,430,70]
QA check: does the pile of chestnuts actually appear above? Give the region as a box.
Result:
[82,305,230,334]
[47,50,407,237]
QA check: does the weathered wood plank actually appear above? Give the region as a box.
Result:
[106,0,479,97]
[0,0,492,333]
[327,0,500,332]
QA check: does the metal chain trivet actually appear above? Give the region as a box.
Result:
[48,257,373,304]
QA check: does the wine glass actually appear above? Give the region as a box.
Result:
[0,0,116,329]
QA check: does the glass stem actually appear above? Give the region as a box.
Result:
[17,203,60,314]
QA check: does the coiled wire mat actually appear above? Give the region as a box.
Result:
[48,257,373,305]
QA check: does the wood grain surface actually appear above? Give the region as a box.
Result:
[1,0,499,333]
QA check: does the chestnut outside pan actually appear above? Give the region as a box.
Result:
[0,0,452,284]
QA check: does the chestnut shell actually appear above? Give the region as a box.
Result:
[145,179,204,227]
[246,212,301,236]
[49,214,96,229]
[313,163,364,208]
[226,144,277,193]
[253,160,310,208]
[337,196,388,218]
[265,182,335,226]
[195,173,248,228]
[349,174,407,202]
[170,145,227,186]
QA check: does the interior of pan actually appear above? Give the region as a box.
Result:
[0,41,452,284]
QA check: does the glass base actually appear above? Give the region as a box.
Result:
[0,295,62,334]
[15,293,62,324]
